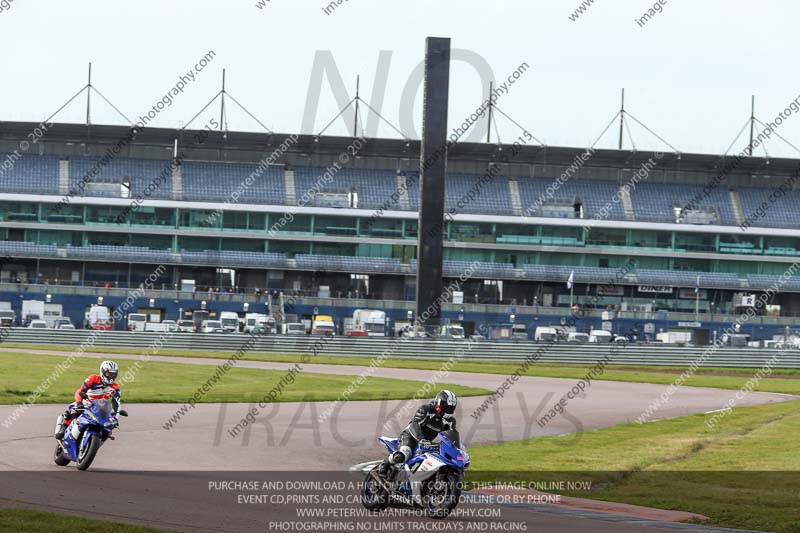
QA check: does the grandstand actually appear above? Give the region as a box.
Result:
[2,121,800,338]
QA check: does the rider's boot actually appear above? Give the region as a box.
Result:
[378,447,411,478]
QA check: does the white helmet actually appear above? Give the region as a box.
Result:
[434,390,457,415]
[99,360,118,385]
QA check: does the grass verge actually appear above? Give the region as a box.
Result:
[0,509,167,533]
[0,352,489,405]
[4,343,800,395]
[469,400,800,533]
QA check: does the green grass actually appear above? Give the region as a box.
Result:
[0,509,167,533]
[0,352,490,405]
[6,342,800,395]
[469,400,800,533]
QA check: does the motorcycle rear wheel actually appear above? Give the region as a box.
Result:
[76,435,101,471]
[360,468,389,511]
[53,444,70,466]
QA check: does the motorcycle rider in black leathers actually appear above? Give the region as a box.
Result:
[378,390,458,477]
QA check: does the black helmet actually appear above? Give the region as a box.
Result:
[434,390,457,415]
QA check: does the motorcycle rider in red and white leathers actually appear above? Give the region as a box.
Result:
[55,360,121,440]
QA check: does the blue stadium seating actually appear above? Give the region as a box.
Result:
[636,269,743,288]
[516,177,625,220]
[66,244,173,263]
[296,254,401,273]
[181,250,286,268]
[738,187,800,228]
[7,154,800,231]
[68,157,174,200]
[0,154,60,194]
[747,274,800,291]
[409,260,516,279]
[523,264,635,284]
[631,183,737,224]
[0,240,58,257]
[294,167,401,210]
[444,174,513,214]
[181,161,285,204]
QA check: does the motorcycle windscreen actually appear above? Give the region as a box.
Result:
[92,399,114,416]
[82,398,114,426]
[440,430,461,449]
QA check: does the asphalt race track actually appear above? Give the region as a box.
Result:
[0,350,793,532]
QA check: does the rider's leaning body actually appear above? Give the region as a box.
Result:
[55,360,120,440]
[379,390,458,476]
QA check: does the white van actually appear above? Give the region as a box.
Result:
[437,324,465,339]
[244,313,276,334]
[282,322,306,335]
[588,330,614,343]
[534,326,559,342]
[128,313,148,332]
[219,312,241,333]
[567,332,589,343]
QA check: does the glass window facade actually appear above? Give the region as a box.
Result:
[3,200,800,277]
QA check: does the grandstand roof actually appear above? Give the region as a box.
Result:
[1,120,797,183]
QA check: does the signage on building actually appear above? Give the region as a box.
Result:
[638,285,673,294]
[597,285,624,296]
[677,321,702,328]
[679,288,707,299]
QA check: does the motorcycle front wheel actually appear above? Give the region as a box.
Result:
[76,434,101,471]
[53,444,70,466]
[360,468,389,511]
[422,471,462,519]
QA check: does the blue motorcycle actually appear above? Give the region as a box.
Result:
[53,398,128,471]
[361,430,469,518]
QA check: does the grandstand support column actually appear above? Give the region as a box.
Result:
[415,37,451,329]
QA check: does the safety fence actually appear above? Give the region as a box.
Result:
[3,329,800,369]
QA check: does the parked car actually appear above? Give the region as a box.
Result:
[54,318,74,329]
[90,319,113,331]
[28,319,48,329]
[0,310,16,327]
[201,320,224,333]
[162,320,177,332]
[177,320,196,333]
[22,313,41,328]
[400,325,430,338]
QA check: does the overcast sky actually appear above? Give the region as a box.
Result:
[2,0,799,157]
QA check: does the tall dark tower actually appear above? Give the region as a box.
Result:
[415,37,451,328]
